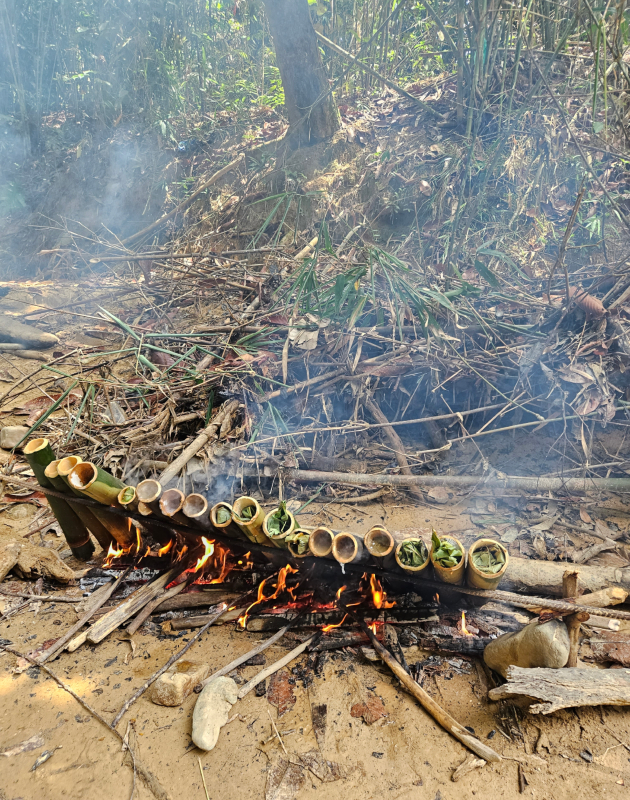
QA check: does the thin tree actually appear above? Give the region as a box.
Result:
[261,0,339,145]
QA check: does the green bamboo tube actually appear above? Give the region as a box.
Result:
[466,538,509,590]
[308,527,335,559]
[118,486,138,513]
[182,494,213,531]
[394,537,430,575]
[332,531,370,565]
[232,496,268,544]
[430,533,466,585]
[44,460,112,552]
[210,502,244,540]
[65,460,135,549]
[23,439,93,560]
[68,461,126,505]
[262,506,296,549]
[286,528,312,558]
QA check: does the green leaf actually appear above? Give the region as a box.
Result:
[477,248,530,280]
[472,544,506,574]
[267,501,291,536]
[474,259,499,287]
[216,506,231,524]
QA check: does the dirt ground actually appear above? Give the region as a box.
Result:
[2,491,630,800]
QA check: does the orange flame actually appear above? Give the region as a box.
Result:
[237,564,299,628]
[336,585,347,601]
[368,621,378,635]
[103,542,123,567]
[135,526,142,554]
[322,613,348,633]
[158,540,173,557]
[434,593,440,604]
[194,537,215,572]
[461,611,473,636]
[369,574,396,609]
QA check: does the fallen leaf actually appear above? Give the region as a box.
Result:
[427,487,451,504]
[350,694,388,725]
[579,508,592,524]
[267,670,296,717]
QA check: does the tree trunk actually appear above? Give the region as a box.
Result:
[262,0,339,145]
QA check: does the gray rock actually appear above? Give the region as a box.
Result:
[484,619,570,678]
[192,676,238,751]
[151,660,210,706]
[0,426,30,450]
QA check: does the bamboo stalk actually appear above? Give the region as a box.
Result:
[68,461,126,505]
[159,488,191,526]
[23,439,93,560]
[332,532,370,565]
[183,493,213,530]
[44,460,113,551]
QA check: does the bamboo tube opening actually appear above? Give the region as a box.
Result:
[118,486,136,506]
[287,528,312,558]
[332,532,359,564]
[68,462,98,491]
[183,493,208,519]
[364,527,394,557]
[211,501,233,528]
[44,460,61,480]
[58,456,82,477]
[232,496,261,523]
[309,527,334,557]
[137,479,162,505]
[23,438,48,455]
[160,488,185,517]
[137,501,153,517]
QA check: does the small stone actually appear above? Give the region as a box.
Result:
[192,676,238,751]
[150,660,211,706]
[483,619,570,678]
[0,426,30,450]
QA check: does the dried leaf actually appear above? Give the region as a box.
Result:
[267,670,296,717]
[579,508,592,524]
[350,694,388,725]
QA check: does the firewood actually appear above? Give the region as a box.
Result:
[488,666,630,713]
[170,607,245,630]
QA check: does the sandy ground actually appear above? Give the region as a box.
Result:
[2,494,630,800]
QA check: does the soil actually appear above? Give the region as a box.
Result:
[2,489,630,800]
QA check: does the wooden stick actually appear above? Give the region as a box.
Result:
[0,588,82,603]
[360,620,501,763]
[126,580,189,636]
[112,602,229,728]
[158,399,239,486]
[39,569,130,663]
[563,570,587,668]
[169,607,245,630]
[122,156,244,245]
[237,635,317,699]
[197,625,291,690]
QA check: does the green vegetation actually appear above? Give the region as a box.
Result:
[266,501,292,536]
[398,539,428,568]
[471,544,506,575]
[431,530,462,568]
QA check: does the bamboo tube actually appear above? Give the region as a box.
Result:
[68,462,126,505]
[395,537,430,575]
[182,493,212,530]
[262,506,296,549]
[431,534,466,585]
[65,459,135,549]
[332,532,370,565]
[286,528,312,558]
[208,501,242,539]
[137,501,153,517]
[159,488,190,526]
[309,527,335,558]
[466,539,509,590]
[364,525,395,560]
[118,486,138,513]
[136,479,164,515]
[23,439,93,560]
[44,460,112,552]
[232,496,268,544]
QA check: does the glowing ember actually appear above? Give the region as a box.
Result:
[322,613,348,633]
[434,593,440,604]
[158,540,174,557]
[368,621,378,635]
[103,542,123,567]
[135,526,142,554]
[461,611,473,636]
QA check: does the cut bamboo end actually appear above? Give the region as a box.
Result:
[332,532,367,565]
[136,479,162,513]
[309,527,335,558]
[466,538,509,590]
[58,455,82,478]
[210,502,243,539]
[118,486,138,510]
[137,501,153,517]
[183,494,212,530]
[160,488,185,517]
[232,496,268,544]
[395,538,429,574]
[23,438,48,456]
[68,462,125,505]
[287,528,312,558]
[44,460,61,480]
[364,525,395,557]
[262,507,296,549]
[431,534,466,585]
